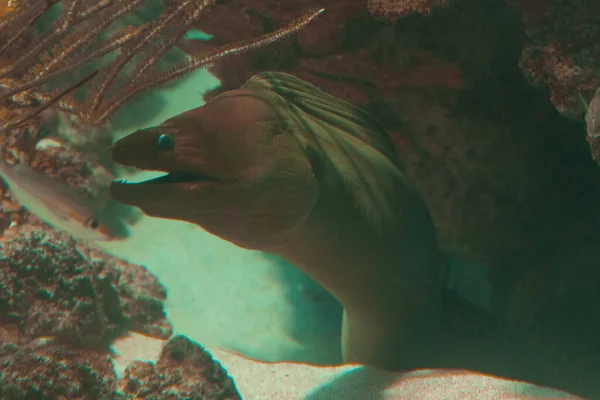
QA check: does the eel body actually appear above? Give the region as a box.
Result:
[109,72,444,370]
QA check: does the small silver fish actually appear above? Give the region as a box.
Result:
[580,86,600,138]
[0,158,115,241]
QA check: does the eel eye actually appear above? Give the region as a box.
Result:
[157,133,175,149]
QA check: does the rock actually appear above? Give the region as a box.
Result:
[0,224,172,345]
[366,0,451,19]
[0,327,240,400]
[510,0,600,117]
[119,335,241,400]
[0,324,125,400]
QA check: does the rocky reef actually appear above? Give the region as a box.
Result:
[0,112,240,400]
[0,325,121,399]
[119,336,241,399]
[509,0,600,162]
[1,0,599,397]
[0,117,239,398]
[0,223,172,344]
[0,326,240,400]
[0,146,241,398]
[185,0,600,397]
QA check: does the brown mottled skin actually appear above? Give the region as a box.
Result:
[110,72,443,370]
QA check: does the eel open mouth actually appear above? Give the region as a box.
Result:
[109,168,220,209]
[115,170,218,185]
[138,171,217,185]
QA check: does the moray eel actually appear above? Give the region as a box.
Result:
[110,72,443,370]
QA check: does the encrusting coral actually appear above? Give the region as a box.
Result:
[507,0,600,164]
[0,221,241,398]
[511,0,600,117]
[0,223,172,344]
[366,0,450,19]
[0,325,241,400]
[182,0,600,397]
[119,336,241,399]
[0,325,123,399]
[185,0,556,266]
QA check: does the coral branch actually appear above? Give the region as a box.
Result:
[0,0,323,132]
[92,7,325,123]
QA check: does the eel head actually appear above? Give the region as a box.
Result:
[110,88,320,250]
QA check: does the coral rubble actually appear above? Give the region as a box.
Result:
[0,324,124,400]
[507,0,600,162]
[119,335,241,399]
[0,327,241,400]
[0,0,324,130]
[0,223,172,345]
[510,0,600,117]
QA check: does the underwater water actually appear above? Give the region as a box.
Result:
[1,0,600,399]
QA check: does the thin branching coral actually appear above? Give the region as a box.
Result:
[0,0,324,133]
[366,0,450,19]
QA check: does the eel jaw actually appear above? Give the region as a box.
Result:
[124,170,218,185]
[109,168,219,210]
